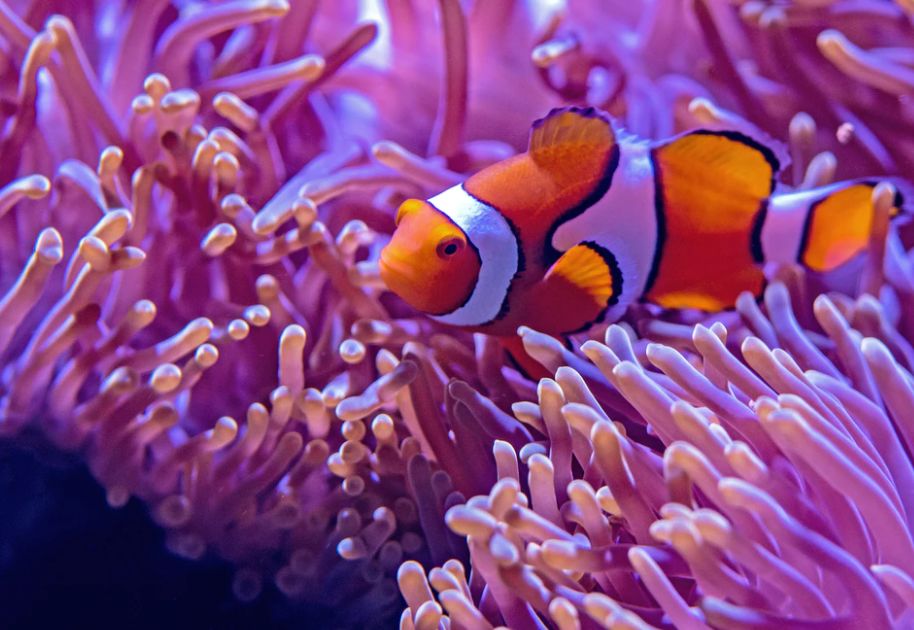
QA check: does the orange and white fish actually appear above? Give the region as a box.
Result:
[379,106,908,369]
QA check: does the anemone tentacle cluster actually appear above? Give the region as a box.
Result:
[401,279,914,628]
[3,0,914,628]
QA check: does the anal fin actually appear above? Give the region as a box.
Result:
[500,334,552,381]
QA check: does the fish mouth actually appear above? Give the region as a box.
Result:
[378,246,401,284]
[379,247,417,299]
[379,245,447,315]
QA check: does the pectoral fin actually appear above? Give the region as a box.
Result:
[532,242,622,334]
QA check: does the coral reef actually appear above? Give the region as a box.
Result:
[2,0,914,628]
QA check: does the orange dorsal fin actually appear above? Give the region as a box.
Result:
[528,106,617,177]
[526,242,621,334]
[463,108,620,251]
[642,130,776,311]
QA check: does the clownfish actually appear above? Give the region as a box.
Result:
[379,106,909,372]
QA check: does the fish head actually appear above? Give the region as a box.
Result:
[380,198,480,316]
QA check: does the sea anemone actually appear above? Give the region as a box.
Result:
[401,280,914,628]
[3,0,914,628]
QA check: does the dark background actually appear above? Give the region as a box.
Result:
[0,438,342,630]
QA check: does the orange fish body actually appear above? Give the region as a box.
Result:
[380,107,908,365]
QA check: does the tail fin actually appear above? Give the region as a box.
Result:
[797,178,912,273]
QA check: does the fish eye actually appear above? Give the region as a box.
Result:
[436,237,463,259]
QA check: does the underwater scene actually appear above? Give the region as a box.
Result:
[3,0,914,628]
